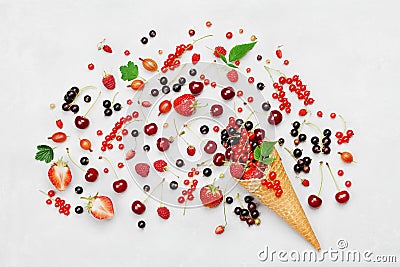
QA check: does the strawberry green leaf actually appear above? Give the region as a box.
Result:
[218,53,228,64]
[262,157,276,165]
[35,145,54,163]
[119,61,138,81]
[227,63,238,69]
[260,141,277,158]
[228,42,257,62]
[253,146,261,161]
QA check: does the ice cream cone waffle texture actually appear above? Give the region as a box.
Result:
[236,148,321,250]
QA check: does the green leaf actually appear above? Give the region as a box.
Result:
[227,63,238,69]
[260,141,277,158]
[262,157,276,165]
[119,61,139,81]
[218,53,228,64]
[253,146,261,161]
[228,42,257,62]
[35,145,54,163]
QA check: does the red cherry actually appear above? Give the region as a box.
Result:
[204,140,217,154]
[335,190,350,204]
[189,81,204,95]
[75,116,90,129]
[85,168,99,182]
[144,123,158,136]
[156,137,170,152]
[308,194,322,208]
[221,86,235,100]
[267,110,283,125]
[213,153,225,166]
[131,200,146,214]
[113,179,128,193]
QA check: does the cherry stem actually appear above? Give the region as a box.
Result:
[326,162,340,192]
[339,114,347,132]
[65,148,86,173]
[222,196,228,227]
[38,189,51,198]
[317,161,324,196]
[111,92,119,105]
[284,147,297,162]
[143,178,165,203]
[84,91,101,117]
[99,155,119,181]
[193,34,213,44]
[235,193,245,209]
[305,121,323,147]
[71,85,96,105]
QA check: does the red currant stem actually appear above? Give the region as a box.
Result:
[97,38,106,50]
[174,120,191,146]
[338,114,347,132]
[222,196,228,227]
[70,85,96,105]
[143,178,165,203]
[38,189,52,198]
[284,147,297,162]
[326,162,340,192]
[317,161,324,196]
[65,148,86,173]
[111,91,119,105]
[264,66,286,82]
[305,121,323,147]
[264,66,275,83]
[183,196,188,216]
[235,193,245,209]
[193,34,213,44]
[183,124,203,141]
[98,155,119,181]
[83,91,101,117]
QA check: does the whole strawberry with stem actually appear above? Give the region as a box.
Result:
[200,180,223,208]
[173,94,205,117]
[48,158,72,191]
[102,71,116,90]
[214,46,227,58]
[81,193,114,220]
[153,159,179,178]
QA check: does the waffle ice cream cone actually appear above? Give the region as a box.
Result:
[236,148,321,250]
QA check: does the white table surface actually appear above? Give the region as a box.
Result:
[1,0,400,266]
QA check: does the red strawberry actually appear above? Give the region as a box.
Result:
[135,163,150,177]
[227,69,238,83]
[56,119,63,129]
[200,183,223,208]
[126,149,136,160]
[192,53,200,65]
[83,194,114,220]
[173,94,198,117]
[215,225,225,234]
[153,160,167,172]
[103,45,112,53]
[48,158,72,191]
[230,163,244,179]
[157,206,170,220]
[242,167,264,180]
[214,46,227,58]
[102,72,116,90]
[276,49,282,59]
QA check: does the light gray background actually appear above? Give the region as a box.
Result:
[1,0,400,266]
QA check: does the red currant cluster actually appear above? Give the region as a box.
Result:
[272,75,315,114]
[100,114,137,151]
[261,171,283,198]
[43,190,71,216]
[178,168,200,204]
[161,43,193,73]
[335,129,354,145]
[199,73,217,87]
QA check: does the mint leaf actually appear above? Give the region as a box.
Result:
[120,61,138,81]
[260,141,277,158]
[262,157,276,165]
[35,145,54,163]
[253,146,261,161]
[228,42,257,62]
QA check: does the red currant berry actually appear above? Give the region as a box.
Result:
[188,172,193,178]
[247,96,254,103]
[330,112,336,119]
[127,99,133,105]
[299,109,307,116]
[88,63,94,70]
[335,132,344,138]
[246,68,251,73]
[104,168,109,173]
[184,179,190,185]
[269,171,277,180]
[237,107,243,113]
[48,190,56,197]
[187,194,194,201]
[118,144,124,150]
[272,93,278,99]
[342,136,350,143]
[345,181,352,188]
[182,190,187,196]
[118,162,124,168]
[346,130,354,137]
[283,59,289,65]
[132,111,139,118]
[46,199,52,205]
[237,90,243,97]
[200,74,205,80]
[235,60,240,66]
[97,130,103,136]
[178,196,185,203]
[278,76,286,84]
[226,32,233,39]
[338,170,344,176]
[248,77,254,83]
[213,126,220,132]
[121,129,128,136]
[317,111,323,117]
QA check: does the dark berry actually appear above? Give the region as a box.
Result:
[297,159,304,167]
[246,218,255,226]
[71,86,79,94]
[70,104,79,114]
[250,210,259,219]
[162,85,170,94]
[151,89,159,97]
[80,157,89,165]
[103,100,111,108]
[323,129,332,137]
[66,90,77,100]
[138,220,146,228]
[169,181,178,190]
[278,138,285,146]
[293,148,302,158]
[262,101,271,111]
[294,164,302,173]
[322,137,331,146]
[294,139,300,146]
[143,145,150,152]
[244,195,254,203]
[257,82,265,90]
[303,157,312,166]
[235,118,244,127]
[149,30,156,38]
[75,206,84,214]
[104,108,113,116]
[62,103,70,111]
[240,209,250,217]
[131,129,139,137]
[312,145,321,154]
[84,95,91,103]
[251,141,259,150]
[160,77,168,85]
[189,68,197,76]
[178,77,186,85]
[234,207,242,215]
[247,202,257,211]
[298,134,307,142]
[257,55,262,61]
[172,83,181,92]
[176,159,184,168]
[290,129,299,137]
[141,37,148,44]
[143,185,150,192]
[322,146,331,154]
[203,168,212,177]
[311,136,319,145]
[113,103,122,111]
[200,125,209,135]
[292,121,301,129]
[64,95,73,104]
[244,121,253,131]
[303,165,310,173]
[228,127,237,135]
[75,186,83,194]
[226,196,233,204]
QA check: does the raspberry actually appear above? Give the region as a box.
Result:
[134,163,150,177]
[230,163,244,179]
[226,69,239,83]
[214,46,227,58]
[157,206,170,220]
